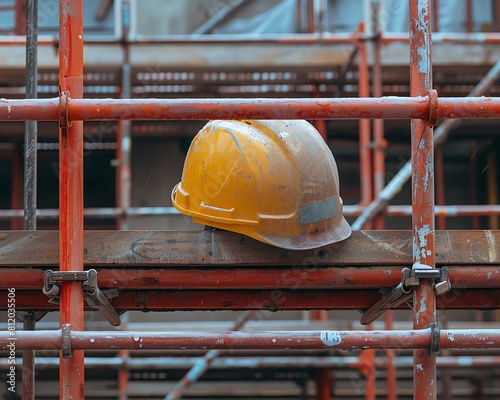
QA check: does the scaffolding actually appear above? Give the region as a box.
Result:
[1,0,500,399]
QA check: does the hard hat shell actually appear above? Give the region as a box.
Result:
[171,120,351,250]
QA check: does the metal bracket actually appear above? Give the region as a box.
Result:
[429,321,441,356]
[426,89,439,126]
[59,90,72,129]
[43,269,121,327]
[405,263,451,297]
[360,263,451,325]
[62,324,72,358]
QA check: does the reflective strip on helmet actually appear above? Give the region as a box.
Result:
[299,196,337,225]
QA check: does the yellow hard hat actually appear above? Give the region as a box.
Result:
[171,120,351,250]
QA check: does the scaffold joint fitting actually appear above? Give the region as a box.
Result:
[360,265,451,325]
[59,90,72,129]
[429,322,441,355]
[405,264,451,297]
[61,324,72,358]
[427,89,439,126]
[42,269,121,326]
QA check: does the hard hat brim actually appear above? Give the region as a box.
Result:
[173,182,352,251]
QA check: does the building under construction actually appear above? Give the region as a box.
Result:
[1,0,500,399]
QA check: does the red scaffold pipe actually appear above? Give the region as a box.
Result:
[2,96,500,121]
[1,266,500,290]
[409,1,437,398]
[2,329,500,351]
[58,0,85,398]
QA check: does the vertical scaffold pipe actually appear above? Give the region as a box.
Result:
[23,1,38,397]
[409,1,437,399]
[58,0,85,398]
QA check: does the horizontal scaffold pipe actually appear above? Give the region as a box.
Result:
[2,96,500,121]
[2,329,500,351]
[1,266,499,290]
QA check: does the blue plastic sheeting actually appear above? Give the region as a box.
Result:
[212,0,297,34]
[212,0,494,34]
[0,0,115,36]
[386,0,493,32]
[0,0,493,36]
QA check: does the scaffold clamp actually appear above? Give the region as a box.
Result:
[360,264,451,325]
[404,263,451,297]
[59,90,71,129]
[61,324,72,358]
[429,321,441,355]
[427,89,439,126]
[43,269,121,326]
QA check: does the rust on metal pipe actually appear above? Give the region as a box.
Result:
[58,0,85,398]
[2,328,500,351]
[61,96,500,120]
[2,96,500,121]
[2,266,500,291]
[0,98,59,120]
[0,328,432,351]
[68,97,431,121]
[409,1,436,399]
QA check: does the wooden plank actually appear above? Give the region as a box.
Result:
[0,230,499,267]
